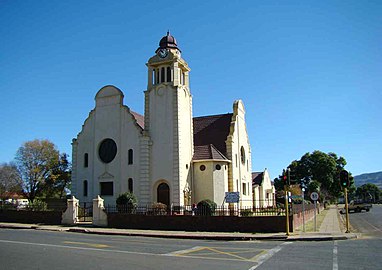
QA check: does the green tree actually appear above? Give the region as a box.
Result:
[275,151,354,202]
[355,183,381,203]
[42,153,72,198]
[15,139,59,202]
[0,162,23,200]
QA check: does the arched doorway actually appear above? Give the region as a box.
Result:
[157,183,170,206]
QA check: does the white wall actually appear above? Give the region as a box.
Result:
[73,86,142,206]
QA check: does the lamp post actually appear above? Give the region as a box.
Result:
[302,187,306,233]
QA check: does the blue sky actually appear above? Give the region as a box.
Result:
[1,0,381,178]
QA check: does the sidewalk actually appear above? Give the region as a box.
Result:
[0,206,356,241]
[289,205,355,241]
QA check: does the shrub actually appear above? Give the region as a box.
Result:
[197,199,217,216]
[116,192,138,213]
[28,199,48,211]
[150,202,167,215]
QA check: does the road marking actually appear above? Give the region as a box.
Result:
[204,247,248,261]
[0,239,157,256]
[248,242,292,270]
[165,246,204,256]
[333,241,338,270]
[63,241,110,248]
[166,246,248,261]
[359,217,382,233]
[0,239,256,263]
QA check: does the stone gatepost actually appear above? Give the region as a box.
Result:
[93,195,108,227]
[62,196,79,225]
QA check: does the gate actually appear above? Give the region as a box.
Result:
[78,202,93,222]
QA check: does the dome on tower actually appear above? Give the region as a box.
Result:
[156,31,181,53]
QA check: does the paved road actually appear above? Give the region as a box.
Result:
[1,229,382,269]
[348,204,382,238]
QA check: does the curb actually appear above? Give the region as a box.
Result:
[0,223,356,242]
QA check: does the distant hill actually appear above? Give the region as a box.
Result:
[354,171,382,189]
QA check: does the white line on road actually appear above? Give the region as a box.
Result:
[248,242,292,270]
[0,239,157,256]
[333,241,338,270]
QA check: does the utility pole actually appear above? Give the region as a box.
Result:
[284,168,290,236]
[340,169,350,233]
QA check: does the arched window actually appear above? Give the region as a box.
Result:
[166,67,171,82]
[240,146,246,164]
[83,180,88,197]
[152,69,156,85]
[84,153,88,168]
[128,149,133,165]
[161,67,165,82]
[156,69,159,84]
[128,178,133,193]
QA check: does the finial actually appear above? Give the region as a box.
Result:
[167,30,170,36]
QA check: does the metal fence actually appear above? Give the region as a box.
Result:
[105,204,285,217]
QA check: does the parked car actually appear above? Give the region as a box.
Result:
[340,200,372,214]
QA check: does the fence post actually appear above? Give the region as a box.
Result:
[61,196,79,225]
[93,195,108,227]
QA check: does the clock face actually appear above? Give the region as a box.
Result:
[158,48,168,58]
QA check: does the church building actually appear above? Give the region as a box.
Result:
[71,32,253,208]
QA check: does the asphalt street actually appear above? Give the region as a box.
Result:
[348,204,382,238]
[1,226,382,270]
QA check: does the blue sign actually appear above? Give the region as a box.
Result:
[225,192,240,203]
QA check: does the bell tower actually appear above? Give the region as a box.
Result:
[144,32,193,206]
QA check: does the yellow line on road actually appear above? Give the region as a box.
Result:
[205,247,249,261]
[63,241,110,248]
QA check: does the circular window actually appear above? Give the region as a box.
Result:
[215,164,221,170]
[240,146,246,164]
[99,138,117,163]
[200,165,206,171]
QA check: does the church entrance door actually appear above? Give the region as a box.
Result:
[157,183,170,206]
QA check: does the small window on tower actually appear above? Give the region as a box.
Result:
[152,69,156,85]
[156,69,159,84]
[167,67,171,82]
[161,67,165,83]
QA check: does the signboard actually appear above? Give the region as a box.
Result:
[225,192,240,203]
[310,192,319,201]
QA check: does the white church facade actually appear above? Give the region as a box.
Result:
[71,32,253,207]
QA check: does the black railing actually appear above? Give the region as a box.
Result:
[105,204,285,217]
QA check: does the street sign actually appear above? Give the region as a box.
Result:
[310,192,319,201]
[225,192,240,203]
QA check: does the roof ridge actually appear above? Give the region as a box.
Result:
[193,113,233,119]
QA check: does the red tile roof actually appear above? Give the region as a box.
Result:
[193,113,233,157]
[193,144,229,161]
[131,111,144,129]
[252,172,263,186]
[130,111,233,161]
